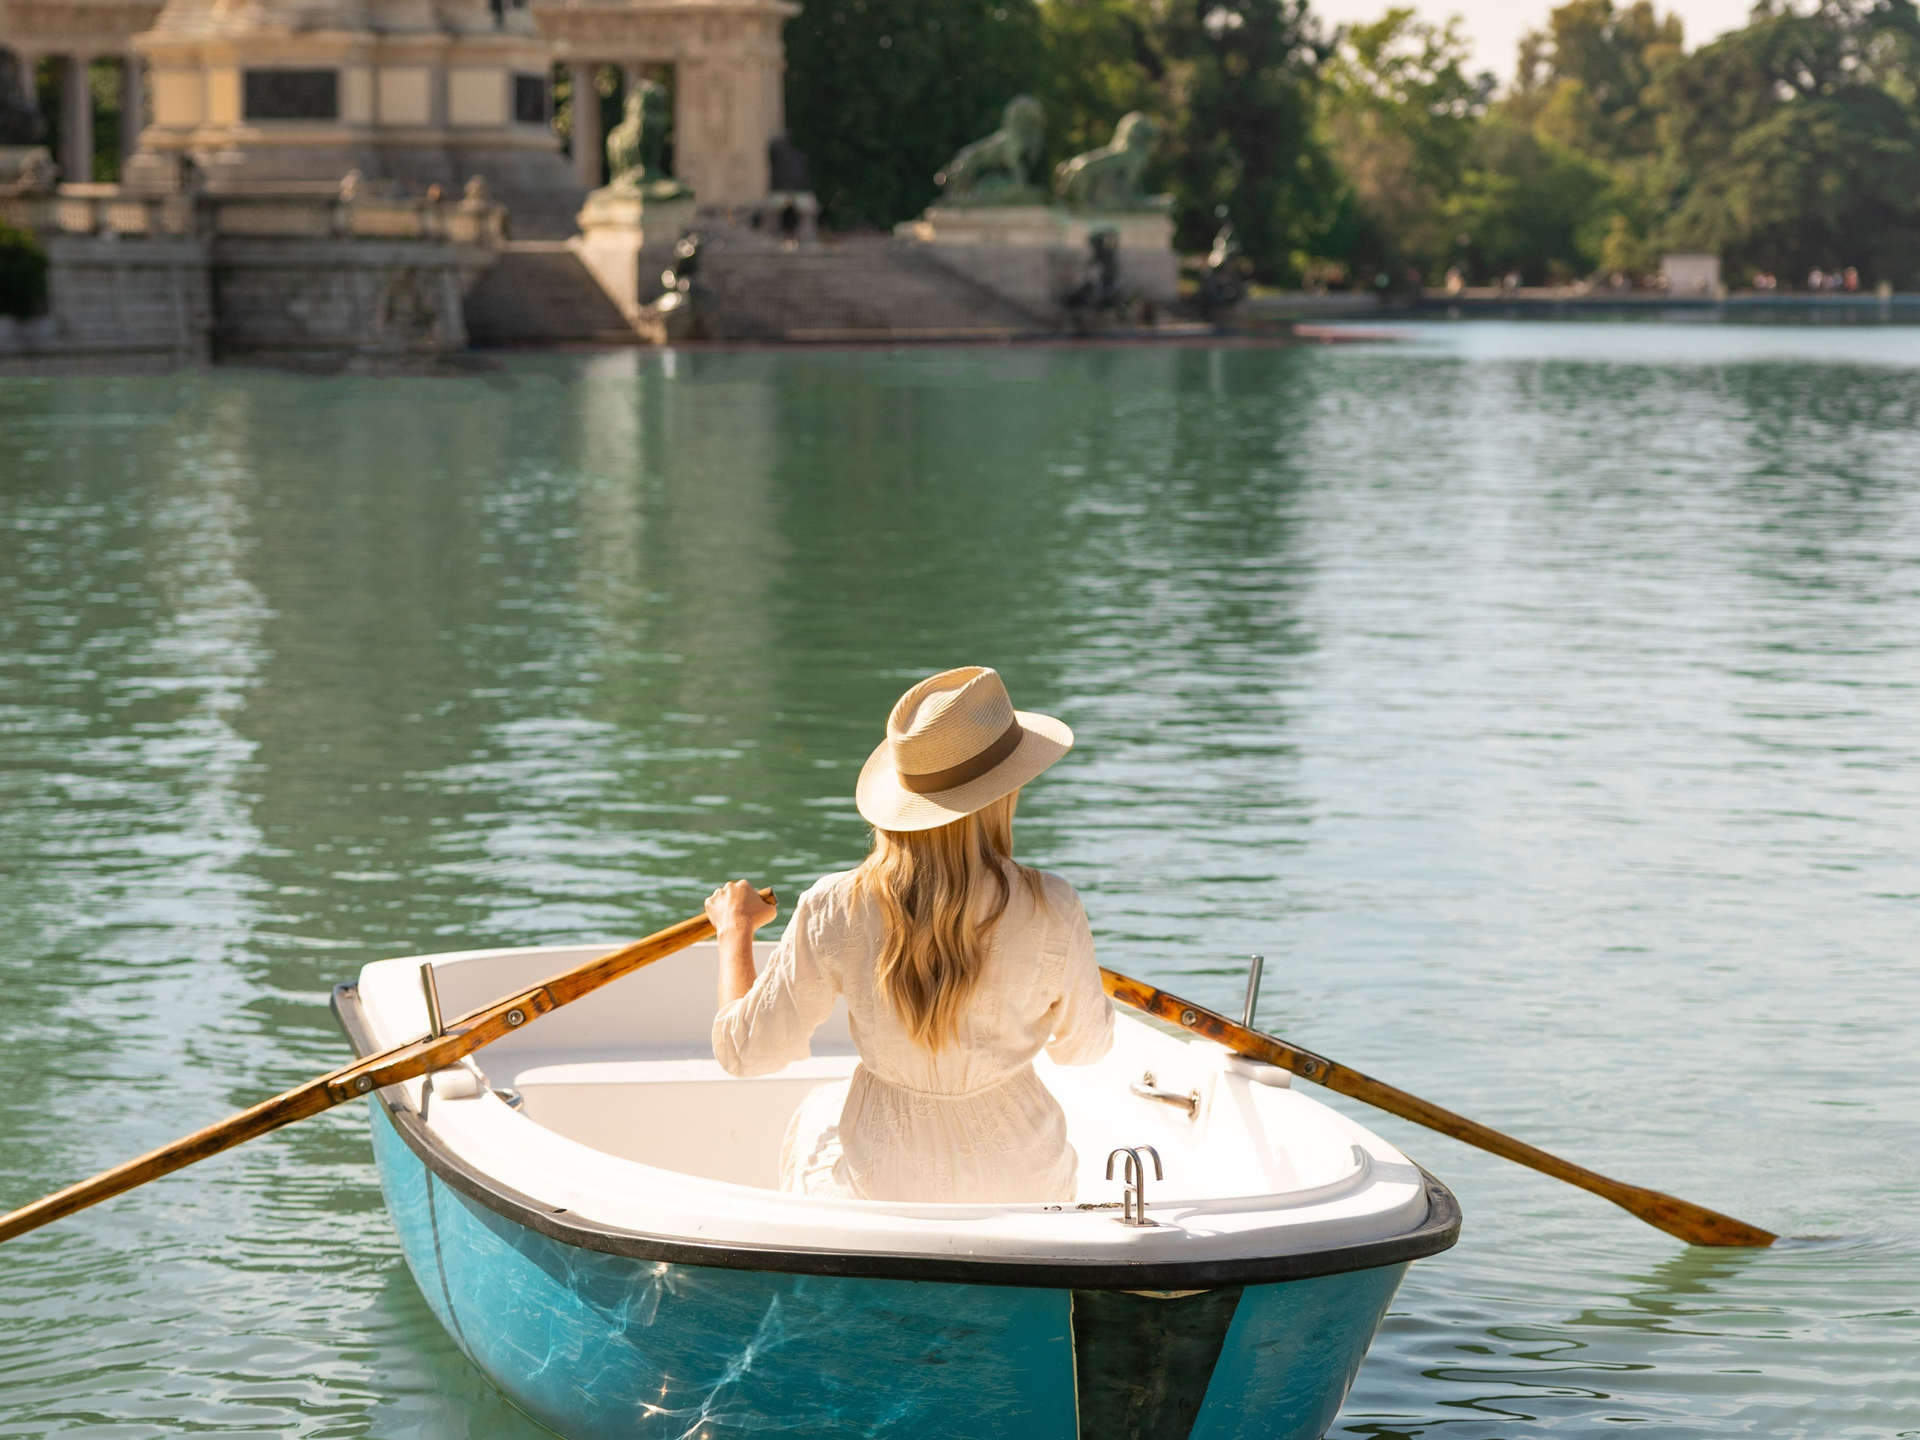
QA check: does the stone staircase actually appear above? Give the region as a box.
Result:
[462,242,639,347]
[461,232,1054,347]
[703,235,1048,340]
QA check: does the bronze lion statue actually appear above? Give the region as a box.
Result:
[935,95,1046,205]
[1053,112,1157,211]
[605,80,688,197]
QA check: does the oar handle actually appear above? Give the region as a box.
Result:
[0,891,775,1246]
[1100,968,1775,1248]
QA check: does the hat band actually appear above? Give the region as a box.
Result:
[897,718,1023,795]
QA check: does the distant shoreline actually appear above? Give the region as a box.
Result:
[1239,289,1920,326]
[1413,290,1920,322]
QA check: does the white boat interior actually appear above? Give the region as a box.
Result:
[354,943,1438,1266]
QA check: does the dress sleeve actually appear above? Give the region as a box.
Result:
[1044,887,1115,1067]
[711,883,839,1078]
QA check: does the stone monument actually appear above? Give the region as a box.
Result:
[571,79,697,326]
[0,0,518,364]
[121,0,578,224]
[902,102,1179,323]
[1047,112,1176,312]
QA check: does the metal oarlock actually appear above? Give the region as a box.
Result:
[420,962,445,1039]
[1242,953,1264,1028]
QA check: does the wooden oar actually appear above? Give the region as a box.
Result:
[0,893,774,1246]
[1101,968,1775,1248]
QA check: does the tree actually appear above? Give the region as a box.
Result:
[1512,0,1684,159]
[1035,0,1162,163]
[1651,0,1920,283]
[1317,9,1491,280]
[0,223,49,319]
[1412,0,1683,285]
[1153,0,1336,278]
[785,0,1047,230]
[1442,111,1612,282]
[1036,0,1335,281]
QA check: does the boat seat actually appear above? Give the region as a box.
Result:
[500,1053,857,1189]
[495,1051,1308,1200]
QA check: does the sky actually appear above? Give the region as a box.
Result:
[1308,0,1760,86]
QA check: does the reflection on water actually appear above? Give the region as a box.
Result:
[1,327,1917,1436]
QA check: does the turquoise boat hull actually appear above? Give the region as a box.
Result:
[370,1102,1442,1440]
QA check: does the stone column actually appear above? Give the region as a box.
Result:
[120,53,145,156]
[670,62,706,201]
[8,47,37,107]
[62,54,94,183]
[571,62,601,187]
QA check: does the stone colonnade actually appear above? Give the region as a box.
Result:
[533,0,795,207]
[2,0,796,211]
[1,0,163,181]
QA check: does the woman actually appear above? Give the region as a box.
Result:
[705,665,1114,1204]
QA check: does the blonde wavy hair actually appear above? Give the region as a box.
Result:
[852,790,1043,1051]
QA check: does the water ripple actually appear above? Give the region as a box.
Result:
[1,334,1915,1434]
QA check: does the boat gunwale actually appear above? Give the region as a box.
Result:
[333,980,1462,1291]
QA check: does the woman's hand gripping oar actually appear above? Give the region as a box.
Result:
[0,891,775,1246]
[1101,968,1775,1248]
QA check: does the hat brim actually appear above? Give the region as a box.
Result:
[856,711,1073,833]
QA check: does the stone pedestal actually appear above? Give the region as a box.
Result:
[902,204,1179,320]
[570,186,696,321]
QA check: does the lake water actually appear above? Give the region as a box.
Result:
[1,326,1916,1438]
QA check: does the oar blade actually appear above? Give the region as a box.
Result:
[1100,967,1777,1250]
[1617,1185,1777,1248]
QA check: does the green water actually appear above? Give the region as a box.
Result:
[1,329,1916,1437]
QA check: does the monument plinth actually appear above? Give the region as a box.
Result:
[568,80,697,326]
[904,203,1178,316]
[901,105,1180,323]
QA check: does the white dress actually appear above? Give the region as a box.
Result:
[711,866,1115,1203]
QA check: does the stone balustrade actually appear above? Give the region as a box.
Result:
[2,179,508,363]
[2,184,196,236]
[4,183,506,247]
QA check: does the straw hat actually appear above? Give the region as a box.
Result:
[856,667,1073,833]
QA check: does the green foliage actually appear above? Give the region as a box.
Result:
[1442,112,1613,282]
[785,0,1047,230]
[0,224,49,321]
[778,0,1920,289]
[1035,0,1161,162]
[1512,0,1683,159]
[1316,8,1490,280]
[1650,0,1920,283]
[1153,0,1334,278]
[1036,0,1334,282]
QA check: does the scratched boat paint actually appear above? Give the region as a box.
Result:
[1,328,1918,1436]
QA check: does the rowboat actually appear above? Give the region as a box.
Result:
[332,941,1460,1440]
